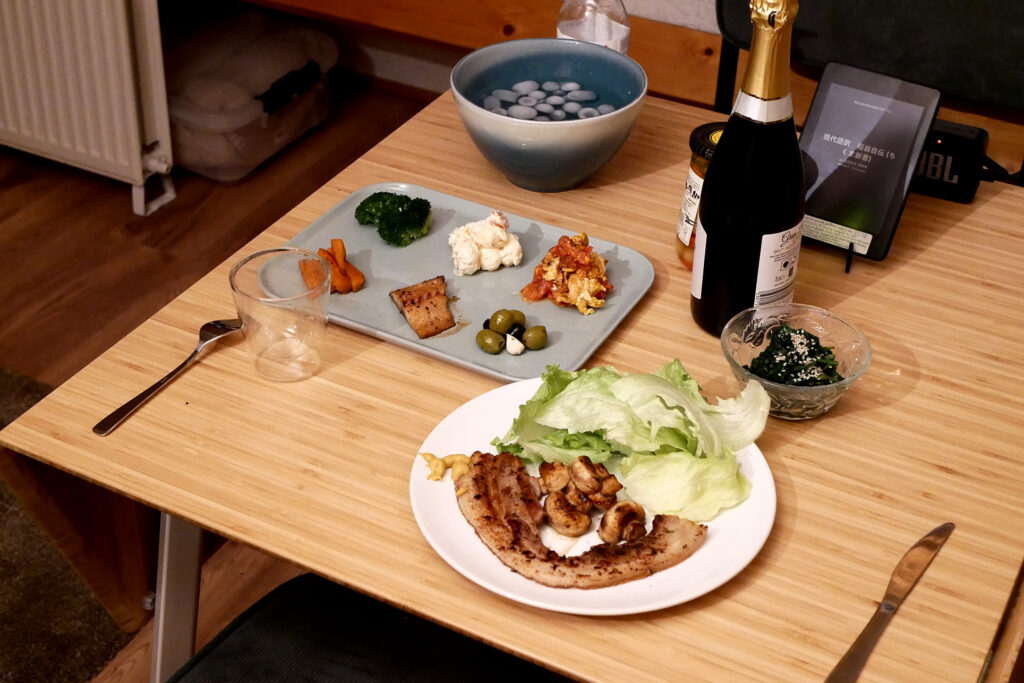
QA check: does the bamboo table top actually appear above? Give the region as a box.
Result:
[3,93,1023,681]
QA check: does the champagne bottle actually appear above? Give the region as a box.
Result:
[690,0,805,335]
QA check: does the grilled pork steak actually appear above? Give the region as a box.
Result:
[455,452,707,589]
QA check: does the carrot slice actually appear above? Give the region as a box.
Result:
[330,238,348,266]
[343,259,365,292]
[298,258,326,291]
[317,248,351,294]
[330,238,365,292]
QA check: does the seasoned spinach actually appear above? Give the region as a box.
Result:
[746,324,844,386]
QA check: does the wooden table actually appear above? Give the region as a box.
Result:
[3,93,1024,681]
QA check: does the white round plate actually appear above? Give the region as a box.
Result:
[409,378,776,615]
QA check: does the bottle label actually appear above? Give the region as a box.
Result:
[732,92,793,124]
[690,215,708,299]
[753,222,802,306]
[676,167,704,245]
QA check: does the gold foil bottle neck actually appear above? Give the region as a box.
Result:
[741,0,798,102]
[750,0,797,30]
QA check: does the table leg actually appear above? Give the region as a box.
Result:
[150,513,202,683]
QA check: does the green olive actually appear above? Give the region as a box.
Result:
[508,309,527,326]
[476,329,505,354]
[489,309,514,335]
[522,325,548,350]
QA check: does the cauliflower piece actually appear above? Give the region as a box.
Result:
[471,209,510,247]
[479,245,504,272]
[449,230,482,276]
[448,209,522,276]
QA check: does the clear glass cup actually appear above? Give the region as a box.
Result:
[229,247,330,381]
[720,303,872,419]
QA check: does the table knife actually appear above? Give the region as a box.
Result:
[826,522,955,682]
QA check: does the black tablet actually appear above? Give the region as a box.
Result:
[799,63,940,261]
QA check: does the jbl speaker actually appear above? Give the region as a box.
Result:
[910,120,989,203]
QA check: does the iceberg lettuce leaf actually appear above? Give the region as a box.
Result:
[519,429,615,465]
[704,382,771,452]
[493,364,584,450]
[618,451,751,522]
[492,360,768,519]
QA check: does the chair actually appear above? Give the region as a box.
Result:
[713,0,1024,113]
[168,573,574,682]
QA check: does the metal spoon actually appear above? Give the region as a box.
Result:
[93,318,243,436]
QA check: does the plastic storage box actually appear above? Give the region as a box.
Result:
[164,10,338,182]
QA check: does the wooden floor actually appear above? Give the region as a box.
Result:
[0,72,430,682]
[0,73,428,387]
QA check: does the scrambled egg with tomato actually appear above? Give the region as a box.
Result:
[520,233,612,315]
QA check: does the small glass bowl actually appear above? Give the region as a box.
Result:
[720,303,871,420]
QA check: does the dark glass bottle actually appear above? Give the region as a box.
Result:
[690,0,805,335]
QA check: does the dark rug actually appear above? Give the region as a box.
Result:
[170,573,572,683]
[0,369,132,682]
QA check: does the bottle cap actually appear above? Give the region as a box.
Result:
[689,122,727,162]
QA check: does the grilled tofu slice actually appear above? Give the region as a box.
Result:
[389,275,456,338]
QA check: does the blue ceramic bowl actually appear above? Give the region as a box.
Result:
[450,38,647,192]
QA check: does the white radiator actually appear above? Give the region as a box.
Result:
[0,0,175,215]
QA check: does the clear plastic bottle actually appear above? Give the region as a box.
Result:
[556,0,630,54]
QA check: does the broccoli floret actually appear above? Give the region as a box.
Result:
[354,191,396,225]
[376,197,432,246]
[354,192,432,247]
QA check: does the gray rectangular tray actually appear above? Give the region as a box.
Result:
[285,182,654,381]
